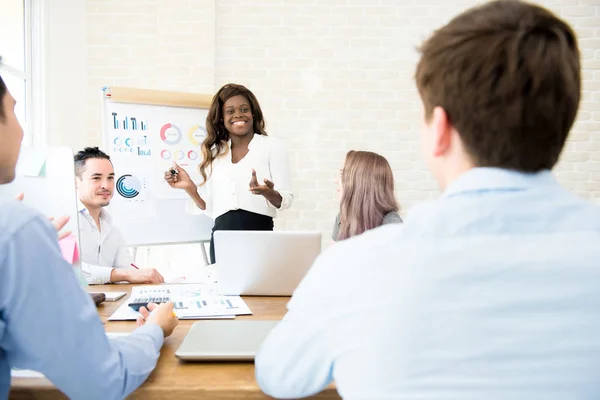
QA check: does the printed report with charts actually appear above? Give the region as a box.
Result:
[108,284,252,321]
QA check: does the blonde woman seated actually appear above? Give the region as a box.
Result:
[332,150,402,241]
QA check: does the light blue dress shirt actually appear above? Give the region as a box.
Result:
[0,200,164,399]
[255,168,600,399]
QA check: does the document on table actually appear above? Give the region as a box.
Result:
[108,284,252,321]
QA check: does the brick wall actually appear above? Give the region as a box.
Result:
[85,0,600,263]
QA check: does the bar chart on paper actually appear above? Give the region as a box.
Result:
[194,298,237,310]
[111,112,148,131]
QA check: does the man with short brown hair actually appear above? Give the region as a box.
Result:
[415,0,580,177]
[256,1,600,398]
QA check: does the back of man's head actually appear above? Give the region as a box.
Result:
[74,147,111,177]
[415,0,580,172]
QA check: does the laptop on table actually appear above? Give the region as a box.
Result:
[213,230,322,296]
[175,320,279,361]
[175,230,320,361]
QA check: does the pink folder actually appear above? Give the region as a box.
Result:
[58,234,80,264]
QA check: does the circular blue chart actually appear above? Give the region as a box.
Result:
[116,174,141,199]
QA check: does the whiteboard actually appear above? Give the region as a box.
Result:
[101,87,214,246]
[0,146,82,270]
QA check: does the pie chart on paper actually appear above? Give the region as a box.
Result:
[116,175,141,199]
[188,125,207,146]
[160,123,183,145]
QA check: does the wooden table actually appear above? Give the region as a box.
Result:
[10,285,340,400]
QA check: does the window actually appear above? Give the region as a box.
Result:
[0,0,43,147]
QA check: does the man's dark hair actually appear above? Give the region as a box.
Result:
[415,0,581,172]
[0,56,7,122]
[74,147,111,177]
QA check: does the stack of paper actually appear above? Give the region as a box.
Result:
[108,284,252,321]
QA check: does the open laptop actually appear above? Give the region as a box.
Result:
[175,320,279,361]
[213,230,321,296]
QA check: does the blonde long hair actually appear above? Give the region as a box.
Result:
[198,83,267,184]
[337,150,399,241]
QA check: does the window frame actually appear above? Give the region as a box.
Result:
[0,0,45,148]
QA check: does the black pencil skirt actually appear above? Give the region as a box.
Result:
[210,209,274,264]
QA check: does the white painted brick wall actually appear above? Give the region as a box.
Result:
[85,0,216,267]
[215,0,600,235]
[86,0,215,144]
[85,0,600,264]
